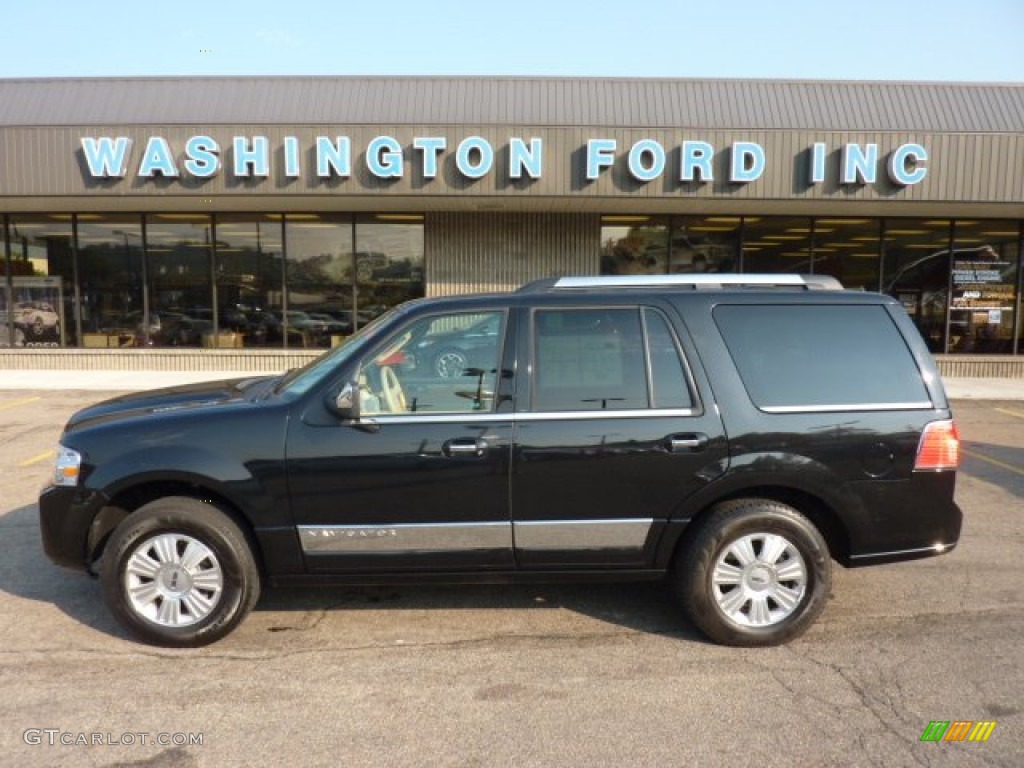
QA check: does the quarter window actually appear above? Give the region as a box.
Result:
[714,304,930,410]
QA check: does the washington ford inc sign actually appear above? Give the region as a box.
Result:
[79,135,929,187]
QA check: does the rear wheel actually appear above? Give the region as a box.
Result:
[673,499,831,646]
[100,497,260,647]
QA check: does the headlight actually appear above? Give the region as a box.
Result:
[54,445,82,487]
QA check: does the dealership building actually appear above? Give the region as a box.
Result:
[1,76,1022,372]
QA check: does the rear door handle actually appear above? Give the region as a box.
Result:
[443,438,488,458]
[666,433,709,453]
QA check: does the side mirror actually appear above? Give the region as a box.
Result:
[328,381,380,433]
[331,381,359,419]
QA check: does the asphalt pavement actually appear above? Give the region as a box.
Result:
[0,392,1021,767]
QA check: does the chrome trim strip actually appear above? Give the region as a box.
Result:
[362,408,698,425]
[850,542,956,560]
[513,519,654,551]
[515,409,697,422]
[760,402,933,414]
[298,522,511,554]
[364,413,513,425]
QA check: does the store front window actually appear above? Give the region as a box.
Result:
[600,216,739,275]
[285,214,355,348]
[215,215,284,348]
[3,215,73,347]
[76,216,145,348]
[283,214,425,348]
[669,217,740,273]
[882,220,953,353]
[354,215,425,324]
[808,218,882,291]
[145,214,214,348]
[600,216,670,274]
[947,220,1020,354]
[741,217,812,273]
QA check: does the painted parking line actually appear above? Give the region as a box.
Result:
[962,447,1024,477]
[17,450,56,468]
[0,396,41,411]
[995,407,1024,420]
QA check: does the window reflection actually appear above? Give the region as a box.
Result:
[77,216,144,348]
[882,219,952,353]
[669,217,740,273]
[285,215,354,348]
[354,215,425,326]
[215,215,284,348]
[145,214,213,348]
[807,218,881,291]
[600,216,669,274]
[741,217,811,273]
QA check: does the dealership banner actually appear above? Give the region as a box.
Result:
[1,277,65,348]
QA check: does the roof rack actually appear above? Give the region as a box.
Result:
[525,274,844,291]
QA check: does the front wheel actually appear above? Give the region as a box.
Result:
[673,499,831,646]
[100,497,260,647]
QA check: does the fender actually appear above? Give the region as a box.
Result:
[653,451,863,568]
[83,444,286,529]
[673,451,863,522]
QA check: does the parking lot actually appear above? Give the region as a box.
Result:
[0,390,1021,767]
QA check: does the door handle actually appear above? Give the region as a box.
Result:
[666,433,709,453]
[443,438,488,458]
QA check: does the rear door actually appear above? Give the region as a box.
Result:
[509,301,728,568]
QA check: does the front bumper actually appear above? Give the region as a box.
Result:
[38,485,107,572]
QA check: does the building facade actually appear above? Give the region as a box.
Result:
[1,77,1022,355]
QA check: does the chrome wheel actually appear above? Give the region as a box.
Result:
[711,532,807,628]
[124,533,224,627]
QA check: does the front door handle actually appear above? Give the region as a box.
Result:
[666,433,709,453]
[443,438,488,458]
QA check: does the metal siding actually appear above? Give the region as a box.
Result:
[5,77,1023,130]
[2,124,1022,210]
[425,212,599,296]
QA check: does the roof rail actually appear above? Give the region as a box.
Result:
[542,274,844,291]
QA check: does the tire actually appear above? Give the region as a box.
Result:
[433,348,469,379]
[100,497,260,647]
[673,499,831,647]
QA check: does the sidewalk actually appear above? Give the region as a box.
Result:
[0,369,1020,399]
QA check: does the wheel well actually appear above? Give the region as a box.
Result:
[92,482,266,577]
[678,486,851,566]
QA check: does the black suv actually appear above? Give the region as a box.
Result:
[39,275,962,647]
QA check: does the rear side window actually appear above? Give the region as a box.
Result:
[714,305,930,411]
[531,307,694,411]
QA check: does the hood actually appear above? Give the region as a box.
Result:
[64,375,276,432]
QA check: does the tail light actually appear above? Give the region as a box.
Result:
[915,420,960,471]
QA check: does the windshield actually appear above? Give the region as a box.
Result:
[275,307,401,397]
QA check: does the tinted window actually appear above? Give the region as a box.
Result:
[714,305,929,410]
[533,308,649,411]
[644,309,693,408]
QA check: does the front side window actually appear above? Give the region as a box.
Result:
[531,307,693,412]
[358,311,505,415]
